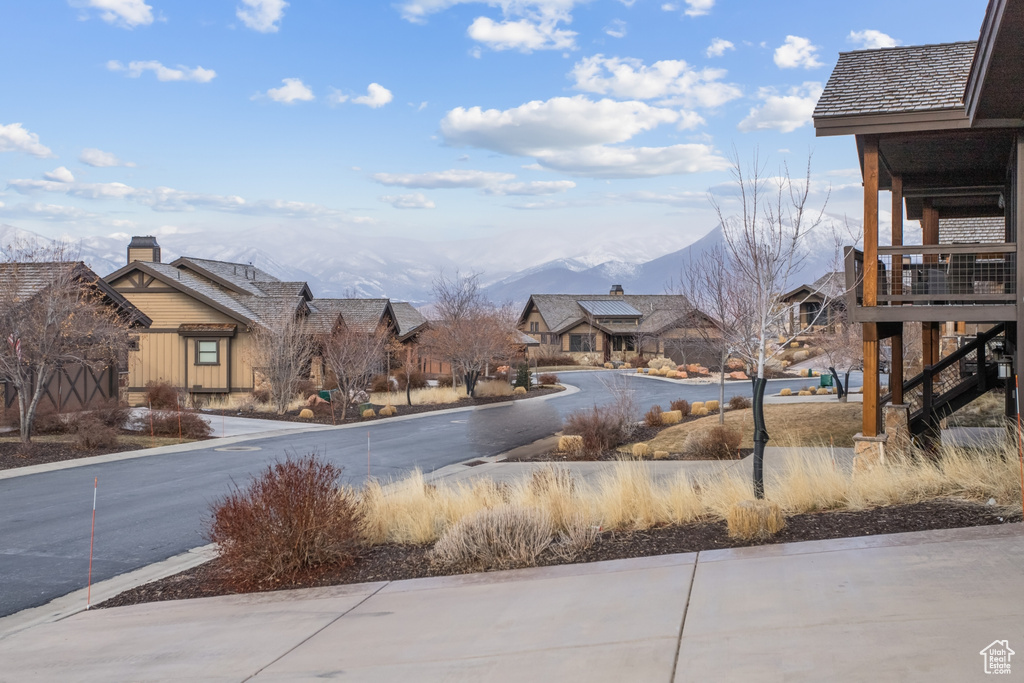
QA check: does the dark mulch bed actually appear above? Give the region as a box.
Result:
[0,430,210,471]
[97,500,1020,610]
[200,386,564,426]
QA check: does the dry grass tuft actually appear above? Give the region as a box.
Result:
[653,450,670,460]
[513,386,527,395]
[706,400,720,412]
[361,408,376,418]
[557,435,584,455]
[379,405,397,417]
[780,388,792,396]
[298,408,314,419]
[727,500,786,540]
[428,504,553,571]
[632,442,650,458]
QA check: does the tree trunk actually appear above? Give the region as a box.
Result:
[829,365,845,400]
[465,370,479,397]
[718,349,727,424]
[406,380,412,406]
[843,370,852,403]
[751,376,769,499]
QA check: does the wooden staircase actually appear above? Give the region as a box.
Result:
[881,323,1007,437]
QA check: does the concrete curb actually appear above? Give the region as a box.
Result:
[0,384,580,481]
[0,543,217,641]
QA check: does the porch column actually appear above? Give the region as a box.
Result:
[921,200,942,365]
[890,174,905,405]
[862,136,881,437]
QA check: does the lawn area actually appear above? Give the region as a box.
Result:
[0,434,196,448]
[645,401,863,452]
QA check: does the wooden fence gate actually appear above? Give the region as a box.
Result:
[2,363,118,414]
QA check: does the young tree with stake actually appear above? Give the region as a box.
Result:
[708,151,835,498]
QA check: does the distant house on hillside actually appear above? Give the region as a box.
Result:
[517,285,716,365]
[104,236,428,404]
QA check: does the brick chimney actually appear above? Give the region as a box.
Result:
[609,284,624,296]
[127,236,161,264]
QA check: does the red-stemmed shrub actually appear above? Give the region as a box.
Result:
[670,399,691,416]
[208,455,362,589]
[538,373,559,385]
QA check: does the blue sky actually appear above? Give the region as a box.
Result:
[0,0,991,270]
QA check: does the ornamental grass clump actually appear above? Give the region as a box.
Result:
[208,455,361,590]
[428,505,553,571]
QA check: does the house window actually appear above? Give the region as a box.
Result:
[569,334,596,352]
[530,321,539,332]
[611,336,636,352]
[195,339,219,365]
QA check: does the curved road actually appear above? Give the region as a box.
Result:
[0,371,826,618]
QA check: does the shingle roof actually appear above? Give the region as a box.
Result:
[814,42,977,119]
[0,261,150,326]
[145,262,261,323]
[940,216,1005,244]
[175,257,279,296]
[307,298,391,334]
[526,294,691,335]
[390,302,428,338]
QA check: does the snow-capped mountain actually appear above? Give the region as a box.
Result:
[0,222,837,306]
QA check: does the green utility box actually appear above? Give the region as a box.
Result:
[318,390,333,402]
[819,374,834,387]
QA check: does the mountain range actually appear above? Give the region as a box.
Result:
[0,223,836,307]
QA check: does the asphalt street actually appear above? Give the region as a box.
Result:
[0,370,828,618]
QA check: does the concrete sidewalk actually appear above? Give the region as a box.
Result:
[0,523,1019,682]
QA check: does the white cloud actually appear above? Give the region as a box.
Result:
[534,143,728,178]
[44,167,75,183]
[0,202,96,221]
[80,147,136,167]
[773,36,823,69]
[0,123,55,158]
[442,95,680,155]
[738,82,823,133]
[263,78,315,104]
[484,180,576,195]
[371,169,516,189]
[848,30,900,49]
[467,16,576,52]
[570,55,741,108]
[107,60,217,83]
[398,1,584,50]
[683,0,714,16]
[70,0,153,28]
[604,19,626,38]
[706,38,734,58]
[380,193,436,209]
[661,3,677,9]
[441,94,726,178]
[353,83,394,108]
[237,0,288,33]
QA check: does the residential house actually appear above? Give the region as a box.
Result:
[1,261,151,413]
[814,0,1024,464]
[518,286,715,365]
[780,272,846,333]
[105,236,428,404]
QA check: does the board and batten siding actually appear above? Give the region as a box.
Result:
[114,290,237,326]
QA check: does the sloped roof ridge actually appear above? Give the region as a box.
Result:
[835,39,977,57]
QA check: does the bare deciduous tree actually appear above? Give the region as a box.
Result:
[0,241,133,443]
[249,305,315,415]
[320,323,390,419]
[423,272,518,396]
[708,150,835,497]
[679,244,750,424]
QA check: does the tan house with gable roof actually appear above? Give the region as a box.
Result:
[105,236,428,404]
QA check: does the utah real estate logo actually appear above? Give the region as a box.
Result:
[980,640,1014,675]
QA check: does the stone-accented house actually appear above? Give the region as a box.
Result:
[1,261,151,413]
[814,0,1024,464]
[518,286,715,365]
[104,236,428,404]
